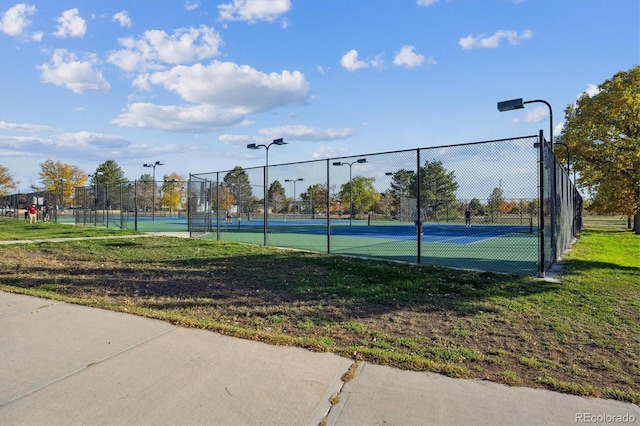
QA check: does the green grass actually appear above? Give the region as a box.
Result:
[0,216,638,404]
[0,217,137,240]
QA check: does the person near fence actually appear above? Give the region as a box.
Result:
[465,208,472,227]
[28,203,38,224]
[43,204,50,222]
[412,206,426,236]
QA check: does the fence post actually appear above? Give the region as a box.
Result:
[326,159,331,254]
[416,148,421,264]
[538,129,545,278]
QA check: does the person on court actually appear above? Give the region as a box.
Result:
[465,208,472,227]
[412,206,426,236]
[28,203,38,224]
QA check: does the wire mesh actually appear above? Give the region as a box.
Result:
[1,133,583,276]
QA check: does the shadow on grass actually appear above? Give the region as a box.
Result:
[3,244,559,322]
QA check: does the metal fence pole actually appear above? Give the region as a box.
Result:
[538,129,546,278]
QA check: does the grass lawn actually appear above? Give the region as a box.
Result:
[0,217,638,404]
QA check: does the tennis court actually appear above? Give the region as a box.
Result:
[203,218,539,275]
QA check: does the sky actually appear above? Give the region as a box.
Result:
[0,0,638,195]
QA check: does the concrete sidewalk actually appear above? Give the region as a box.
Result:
[1,291,638,425]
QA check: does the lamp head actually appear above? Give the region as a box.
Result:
[143,163,151,167]
[497,98,525,112]
[247,143,258,149]
[272,138,287,146]
[356,158,367,164]
[332,162,343,166]
[155,161,164,166]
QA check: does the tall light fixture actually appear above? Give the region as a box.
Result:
[284,178,303,215]
[497,98,553,150]
[498,98,555,276]
[247,138,288,245]
[333,158,367,226]
[143,161,164,222]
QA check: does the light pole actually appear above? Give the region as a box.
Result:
[498,98,554,275]
[143,161,164,221]
[284,178,303,216]
[247,138,288,245]
[333,158,367,226]
[497,98,553,150]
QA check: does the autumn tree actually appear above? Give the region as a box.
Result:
[338,176,380,217]
[38,159,87,207]
[160,172,186,213]
[487,187,506,221]
[299,183,328,214]
[0,164,19,195]
[557,66,640,233]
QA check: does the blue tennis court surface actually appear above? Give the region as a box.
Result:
[303,223,530,245]
[212,218,531,245]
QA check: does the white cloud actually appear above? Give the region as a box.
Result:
[38,49,111,94]
[145,61,309,110]
[116,59,311,131]
[311,145,349,159]
[112,11,132,28]
[218,133,252,146]
[340,49,369,72]
[0,121,55,132]
[0,3,36,37]
[218,0,291,23]
[185,1,200,11]
[459,29,532,49]
[417,0,439,5]
[112,103,245,132]
[108,25,222,72]
[393,45,434,68]
[113,61,309,132]
[511,106,548,124]
[259,125,354,141]
[582,84,600,97]
[53,8,86,38]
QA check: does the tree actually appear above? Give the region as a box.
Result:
[338,176,380,216]
[468,198,484,216]
[299,183,328,214]
[488,187,506,221]
[223,167,252,215]
[268,180,287,213]
[91,160,128,211]
[160,173,186,213]
[558,66,640,233]
[388,169,415,216]
[0,164,19,195]
[410,160,459,221]
[38,159,87,207]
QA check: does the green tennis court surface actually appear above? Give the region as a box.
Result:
[69,214,537,274]
[207,218,539,275]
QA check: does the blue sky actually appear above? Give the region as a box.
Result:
[1,0,638,194]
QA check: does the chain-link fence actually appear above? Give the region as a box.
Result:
[72,180,188,232]
[0,189,69,223]
[1,133,582,276]
[190,134,579,275]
